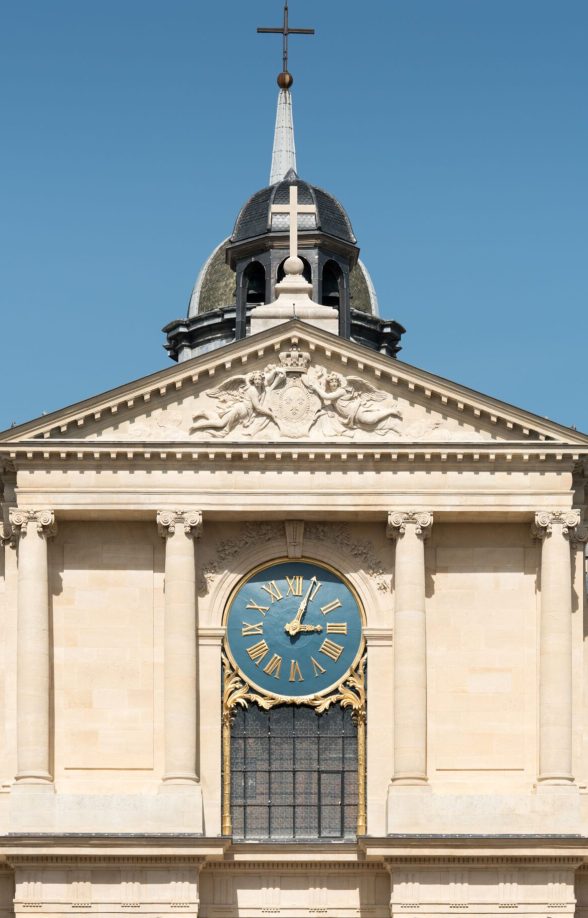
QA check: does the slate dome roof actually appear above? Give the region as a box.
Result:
[231,169,356,245]
[188,238,379,319]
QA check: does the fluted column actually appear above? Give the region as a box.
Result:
[387,511,433,785]
[533,510,583,785]
[157,510,202,786]
[9,509,56,786]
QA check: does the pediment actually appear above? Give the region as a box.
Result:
[1,322,586,448]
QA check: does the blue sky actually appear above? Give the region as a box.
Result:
[1,0,587,432]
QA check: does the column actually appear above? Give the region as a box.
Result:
[533,510,581,785]
[157,509,202,786]
[386,511,433,785]
[9,509,56,786]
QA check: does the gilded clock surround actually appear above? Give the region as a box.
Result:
[221,558,367,838]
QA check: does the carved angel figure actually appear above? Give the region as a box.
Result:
[191,367,284,436]
[307,371,403,435]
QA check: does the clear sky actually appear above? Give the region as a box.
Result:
[1,0,587,433]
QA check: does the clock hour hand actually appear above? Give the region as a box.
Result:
[284,576,317,636]
[295,623,323,634]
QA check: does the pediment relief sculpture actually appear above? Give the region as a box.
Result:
[190,347,404,440]
[78,345,500,444]
[186,348,497,442]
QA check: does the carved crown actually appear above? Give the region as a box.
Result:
[279,347,311,371]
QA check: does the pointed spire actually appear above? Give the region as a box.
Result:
[270,88,297,185]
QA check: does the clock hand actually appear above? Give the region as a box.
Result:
[284,576,317,636]
[295,623,323,634]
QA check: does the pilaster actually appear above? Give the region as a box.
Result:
[386,511,433,788]
[9,509,56,788]
[533,510,581,786]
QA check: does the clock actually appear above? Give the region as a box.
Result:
[224,560,364,700]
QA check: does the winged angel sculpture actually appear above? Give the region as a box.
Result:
[191,366,286,436]
[190,356,403,440]
[304,369,402,437]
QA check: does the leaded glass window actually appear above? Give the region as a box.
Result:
[230,704,358,840]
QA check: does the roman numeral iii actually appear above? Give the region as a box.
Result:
[327,622,347,635]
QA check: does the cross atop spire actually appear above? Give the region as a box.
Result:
[257,2,315,83]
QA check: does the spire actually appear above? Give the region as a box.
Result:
[257,3,314,185]
[270,89,297,185]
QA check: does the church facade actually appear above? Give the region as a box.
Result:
[1,20,588,918]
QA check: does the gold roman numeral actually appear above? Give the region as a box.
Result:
[320,598,342,615]
[289,659,304,682]
[310,580,322,600]
[285,575,304,596]
[241,621,264,636]
[311,656,326,677]
[246,599,270,616]
[263,653,282,679]
[319,638,344,662]
[261,581,283,603]
[327,622,348,635]
[247,639,269,666]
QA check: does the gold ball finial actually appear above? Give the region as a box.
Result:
[277,71,294,89]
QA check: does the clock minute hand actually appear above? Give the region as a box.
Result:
[284,576,317,636]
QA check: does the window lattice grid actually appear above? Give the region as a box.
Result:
[230,704,358,840]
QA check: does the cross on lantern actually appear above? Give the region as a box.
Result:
[271,185,317,261]
[257,2,315,76]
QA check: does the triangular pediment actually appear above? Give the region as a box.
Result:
[1,322,587,448]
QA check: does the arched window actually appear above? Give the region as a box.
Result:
[321,260,343,309]
[244,261,266,305]
[230,704,358,840]
[277,256,312,286]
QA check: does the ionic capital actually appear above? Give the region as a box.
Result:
[532,510,582,541]
[387,511,434,540]
[8,509,56,539]
[157,509,203,539]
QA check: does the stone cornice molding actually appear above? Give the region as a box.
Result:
[157,510,203,539]
[1,443,586,467]
[8,509,56,539]
[2,322,588,446]
[386,511,434,540]
[532,510,582,541]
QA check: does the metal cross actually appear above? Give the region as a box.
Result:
[271,185,317,260]
[257,2,315,75]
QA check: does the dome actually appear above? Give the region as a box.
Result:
[231,169,356,246]
[189,239,379,318]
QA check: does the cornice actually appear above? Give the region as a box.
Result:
[1,323,586,446]
[0,441,586,468]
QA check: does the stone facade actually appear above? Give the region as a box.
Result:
[0,320,587,915]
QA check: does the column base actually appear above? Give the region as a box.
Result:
[390,773,429,787]
[537,773,575,787]
[160,773,201,789]
[13,772,54,791]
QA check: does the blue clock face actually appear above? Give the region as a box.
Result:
[225,560,364,699]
